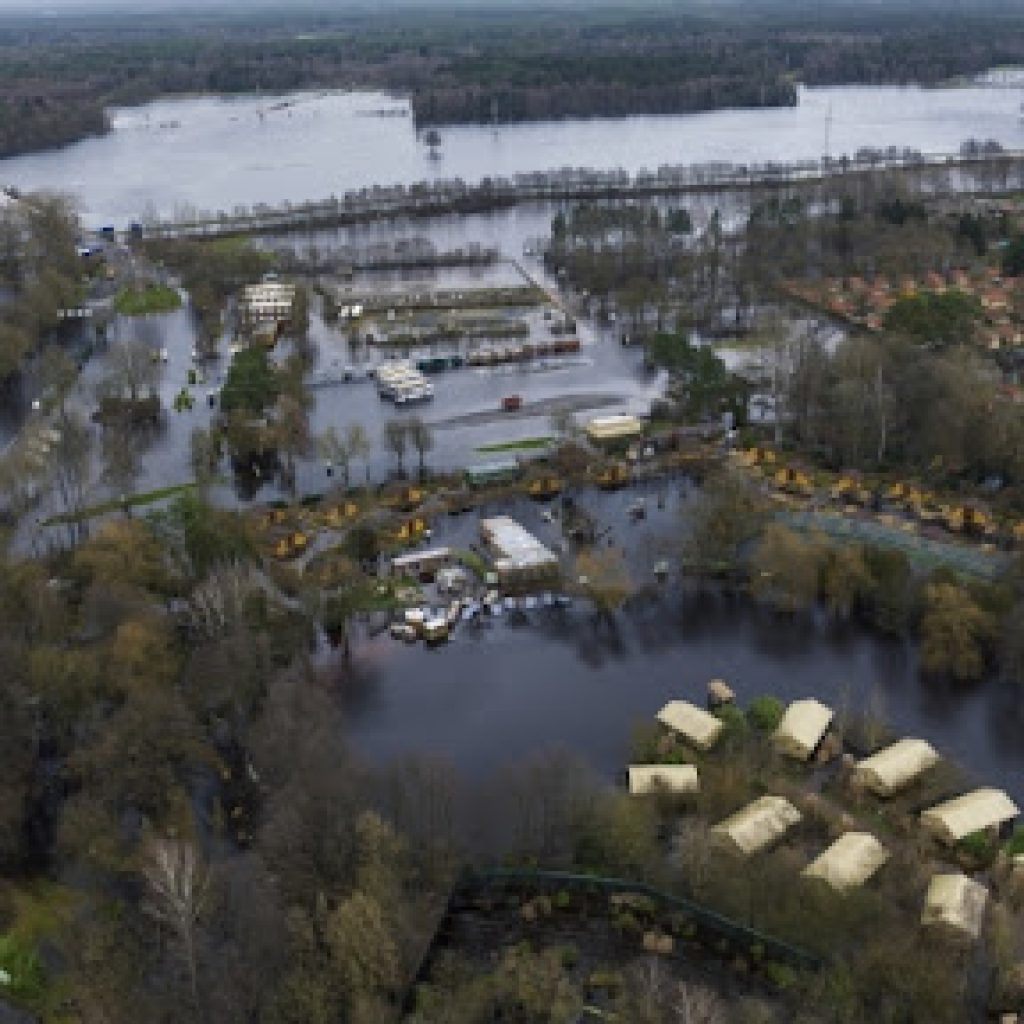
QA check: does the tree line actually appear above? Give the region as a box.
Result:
[1,4,1024,155]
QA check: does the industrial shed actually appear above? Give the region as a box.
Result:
[773,699,833,761]
[480,516,559,585]
[656,701,724,752]
[921,788,1019,845]
[711,795,803,857]
[921,873,989,941]
[853,738,939,797]
[803,832,889,891]
[585,414,643,445]
[627,764,700,796]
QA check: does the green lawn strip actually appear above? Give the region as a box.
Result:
[114,283,182,316]
[475,436,552,454]
[43,482,199,526]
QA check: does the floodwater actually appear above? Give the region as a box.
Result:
[340,591,1024,802]
[0,84,1021,227]
[337,488,1024,800]
[5,82,1024,795]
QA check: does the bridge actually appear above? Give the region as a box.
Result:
[140,149,1024,242]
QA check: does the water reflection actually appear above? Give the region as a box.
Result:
[336,588,1024,801]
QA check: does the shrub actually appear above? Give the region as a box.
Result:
[713,703,748,736]
[958,829,998,867]
[747,695,784,732]
[1004,827,1024,858]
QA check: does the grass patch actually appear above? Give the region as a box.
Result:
[43,482,200,527]
[475,436,552,454]
[449,548,489,578]
[1006,827,1024,858]
[114,283,182,316]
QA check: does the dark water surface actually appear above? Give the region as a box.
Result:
[339,589,1024,802]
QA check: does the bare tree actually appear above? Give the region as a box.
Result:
[141,835,211,1006]
[49,411,93,546]
[102,338,159,403]
[407,416,434,479]
[189,425,221,491]
[346,422,371,485]
[100,420,142,509]
[383,419,408,478]
[318,425,352,486]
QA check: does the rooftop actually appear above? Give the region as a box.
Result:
[480,516,557,570]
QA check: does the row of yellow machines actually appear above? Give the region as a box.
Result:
[735,447,1024,546]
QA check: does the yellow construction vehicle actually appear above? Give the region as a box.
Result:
[273,531,309,560]
[323,501,359,529]
[773,466,814,496]
[381,484,425,511]
[393,516,428,542]
[943,504,996,538]
[830,476,871,505]
[594,462,632,490]
[526,474,563,499]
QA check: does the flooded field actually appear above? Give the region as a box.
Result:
[1,84,1021,227]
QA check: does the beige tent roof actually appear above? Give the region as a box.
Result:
[711,795,802,857]
[853,738,939,797]
[773,699,833,761]
[803,832,889,890]
[921,873,989,940]
[921,788,1020,845]
[627,764,700,796]
[656,701,724,752]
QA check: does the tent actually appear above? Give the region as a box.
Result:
[853,738,939,797]
[921,788,1019,845]
[656,701,724,752]
[627,764,700,796]
[921,873,989,941]
[711,795,802,857]
[773,699,834,761]
[803,832,889,890]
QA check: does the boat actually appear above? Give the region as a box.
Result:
[502,394,523,412]
[423,617,450,644]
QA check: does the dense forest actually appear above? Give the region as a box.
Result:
[1,3,1024,155]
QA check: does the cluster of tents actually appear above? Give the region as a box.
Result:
[629,693,1020,941]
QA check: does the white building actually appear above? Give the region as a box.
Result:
[480,516,559,584]
[241,280,296,324]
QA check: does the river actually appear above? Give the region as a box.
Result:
[0,84,1022,228]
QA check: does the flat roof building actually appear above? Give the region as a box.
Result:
[803,832,889,891]
[627,764,700,796]
[711,795,802,857]
[466,460,520,487]
[921,788,1019,845]
[656,700,724,752]
[585,414,644,445]
[853,738,940,797]
[241,280,296,324]
[390,547,453,577]
[480,516,558,582]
